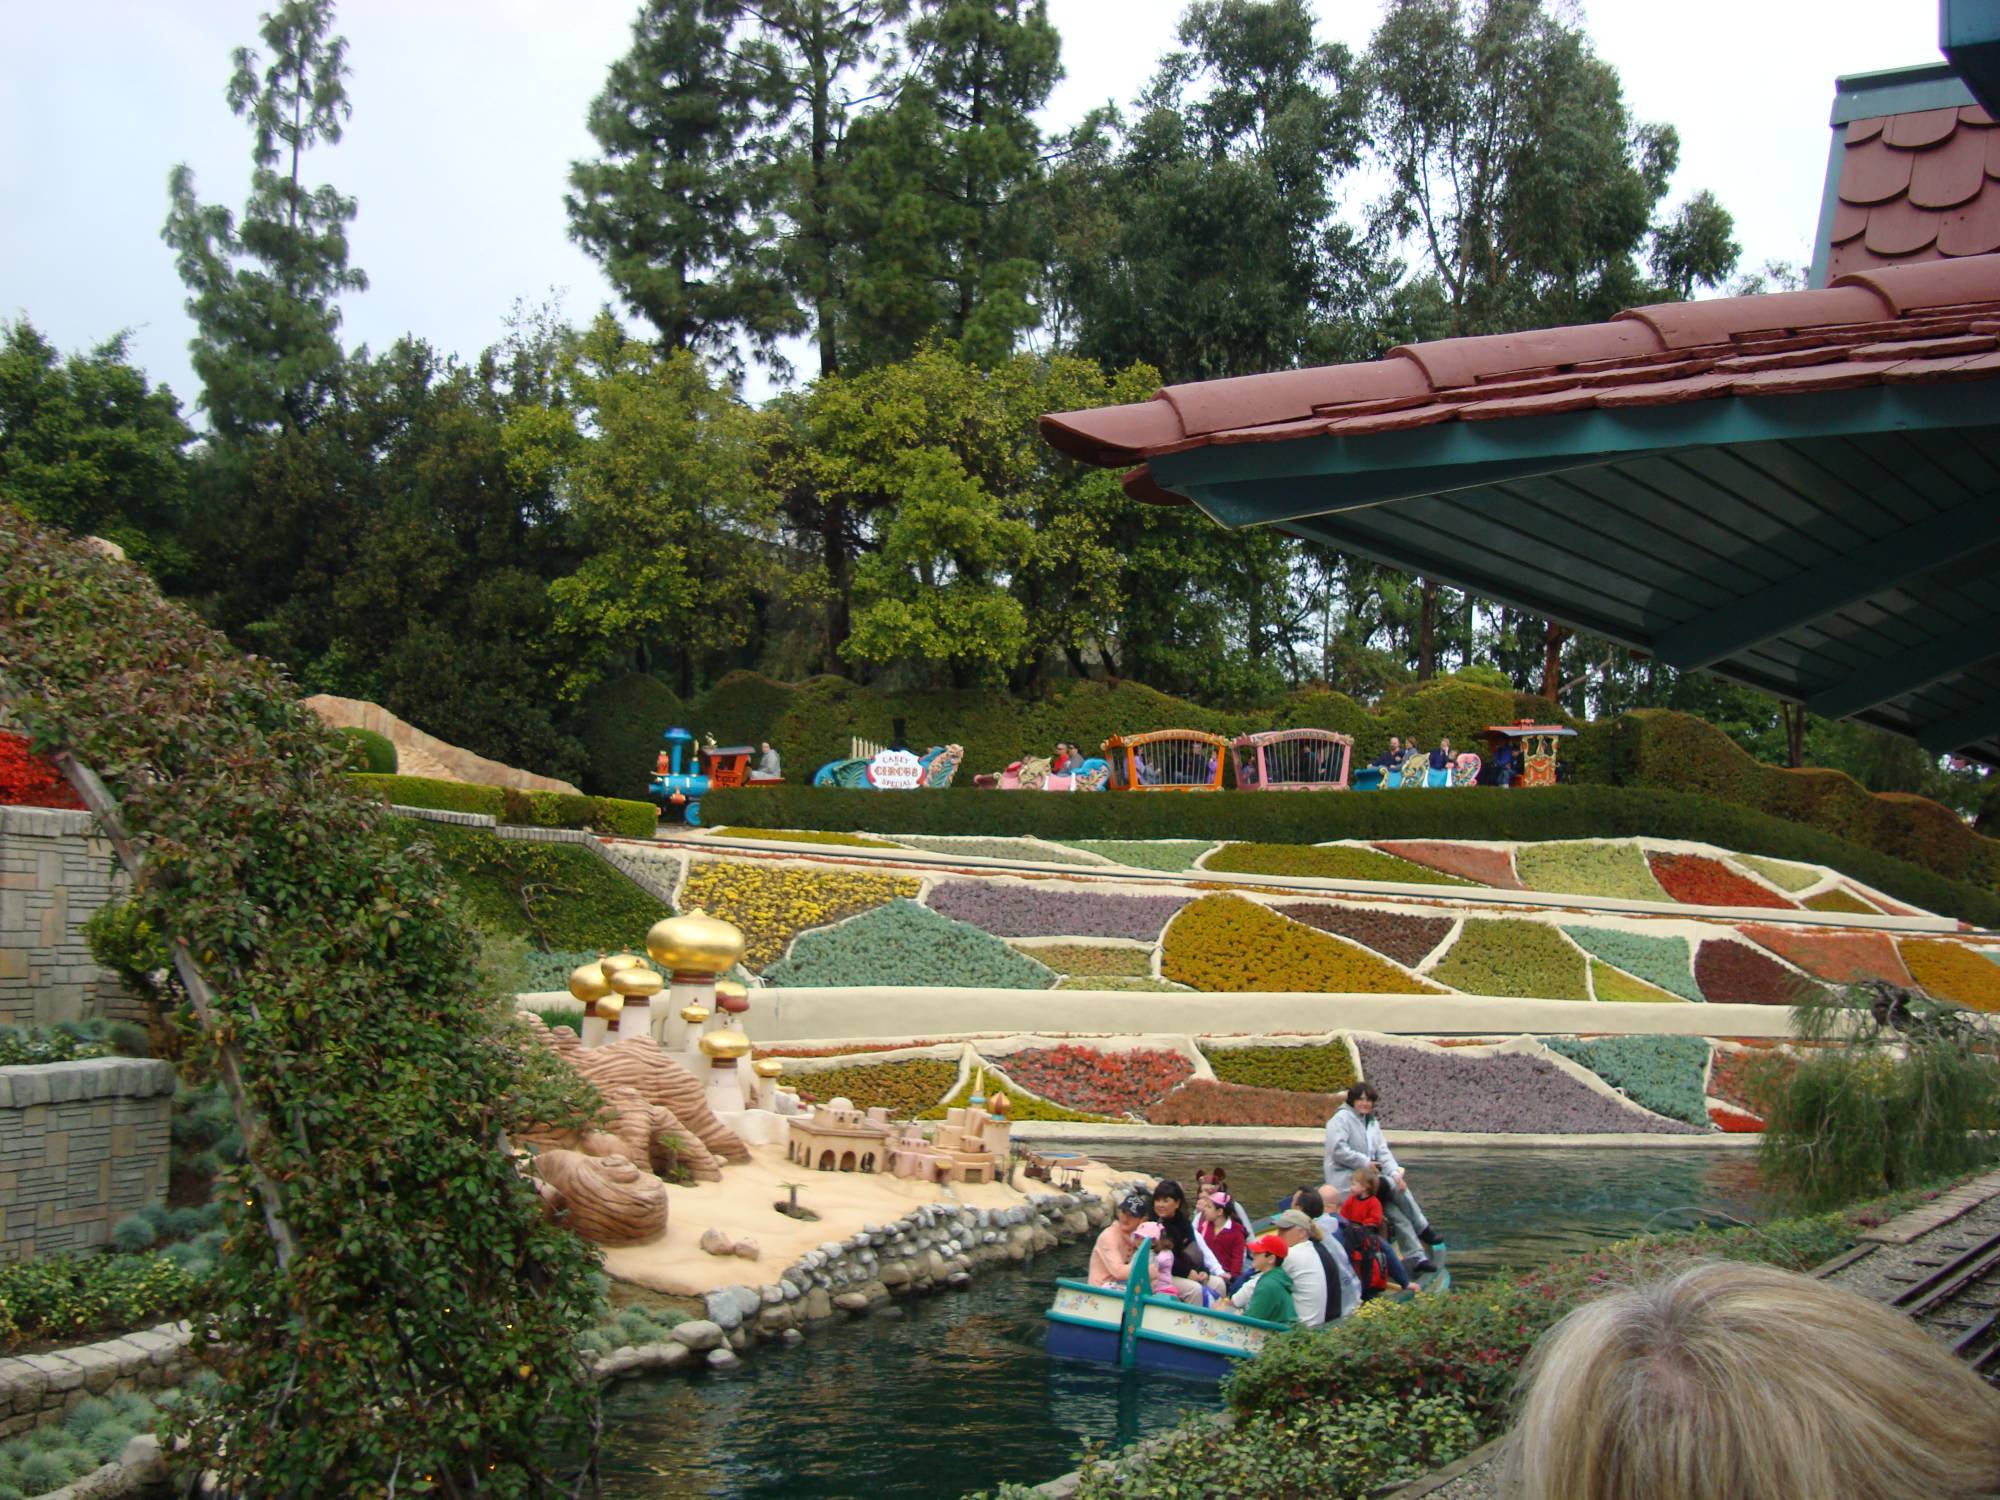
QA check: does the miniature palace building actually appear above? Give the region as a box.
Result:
[785,1098,1011,1183]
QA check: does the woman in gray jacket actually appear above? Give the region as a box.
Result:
[1324,1081,1438,1270]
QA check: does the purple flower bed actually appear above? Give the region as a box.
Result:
[925,880,1190,941]
[1353,1040,1702,1135]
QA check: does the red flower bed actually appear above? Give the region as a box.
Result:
[1145,1079,1344,1128]
[1647,853,1794,909]
[1708,1103,1764,1133]
[1706,1046,1792,1115]
[1374,841,1522,889]
[997,1044,1193,1116]
[1694,940,1823,1005]
[1740,925,1911,986]
[0,732,84,810]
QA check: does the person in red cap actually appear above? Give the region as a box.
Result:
[1233,1234,1296,1325]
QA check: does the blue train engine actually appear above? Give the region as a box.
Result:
[649,726,712,826]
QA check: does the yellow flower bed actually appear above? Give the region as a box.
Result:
[1589,960,1687,1003]
[1902,940,2000,1011]
[1160,896,1443,994]
[679,858,920,971]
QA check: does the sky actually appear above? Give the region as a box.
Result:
[0,1,1944,422]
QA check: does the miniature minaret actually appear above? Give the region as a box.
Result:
[647,911,747,1047]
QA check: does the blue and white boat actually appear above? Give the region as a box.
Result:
[1043,1242,1290,1380]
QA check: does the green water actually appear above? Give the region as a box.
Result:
[599,1145,1766,1500]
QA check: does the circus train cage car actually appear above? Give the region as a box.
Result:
[1101,730,1230,791]
[1482,721,1576,788]
[1229,729,1353,791]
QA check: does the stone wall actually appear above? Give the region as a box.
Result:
[0,1322,193,1438]
[0,805,145,1029]
[0,1059,177,1262]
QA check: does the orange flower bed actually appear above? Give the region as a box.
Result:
[1902,940,2000,1011]
[1708,1103,1764,1133]
[1647,853,1795,909]
[1740,926,1911,986]
[1372,841,1523,889]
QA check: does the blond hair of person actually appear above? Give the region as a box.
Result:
[1499,1259,2000,1500]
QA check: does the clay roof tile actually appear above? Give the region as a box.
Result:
[1728,361,1889,397]
[1864,197,1943,256]
[1937,192,2000,256]
[1908,128,1991,208]
[1964,105,1996,128]
[1882,106,1963,149]
[1846,114,1885,144]
[1618,285,1893,349]
[1590,372,1739,408]
[1388,322,1657,390]
[1830,198,1870,243]
[1456,387,1602,421]
[1832,254,2000,313]
[1038,398,1189,466]
[1322,402,1465,436]
[1158,358,1429,437]
[1840,134,1916,205]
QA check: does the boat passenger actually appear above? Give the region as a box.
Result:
[1133,1222,1181,1300]
[1200,1167,1256,1236]
[1326,1082,1438,1271]
[1195,1191,1247,1282]
[1283,1189,1362,1319]
[1338,1167,1417,1298]
[1270,1209,1336,1326]
[1088,1191,1152,1288]
[1150,1180,1223,1301]
[1233,1234,1297,1325]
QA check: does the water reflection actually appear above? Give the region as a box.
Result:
[600,1145,1766,1500]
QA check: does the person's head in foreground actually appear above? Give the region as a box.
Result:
[1499,1259,2000,1500]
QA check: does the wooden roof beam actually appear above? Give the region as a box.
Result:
[1918,698,2000,755]
[1806,617,2000,719]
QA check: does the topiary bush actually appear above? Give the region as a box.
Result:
[347,772,504,818]
[1162,896,1442,994]
[1201,1041,1358,1095]
[679,858,920,970]
[1203,841,1475,884]
[334,726,396,774]
[1561,927,1702,1001]
[1539,1035,1712,1126]
[1428,920,1590,1001]
[762,900,1056,988]
[577,671,683,801]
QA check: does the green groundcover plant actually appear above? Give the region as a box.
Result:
[0,507,610,1495]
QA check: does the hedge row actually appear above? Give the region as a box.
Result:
[349,773,657,838]
[702,784,2000,925]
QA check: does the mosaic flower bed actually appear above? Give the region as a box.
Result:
[1147,1079,1345,1128]
[1739,925,1910,985]
[1561,927,1702,1001]
[1706,1045,1789,1117]
[1513,842,1669,902]
[926,879,1189,940]
[995,1044,1193,1115]
[1902,940,2000,1011]
[788,1057,959,1114]
[1732,855,1822,893]
[0,730,86,809]
[1278,904,1454,969]
[1692,940,1823,1006]
[1054,975,1188,991]
[1538,1035,1711,1126]
[1161,896,1442,994]
[762,900,1055,988]
[1201,1041,1359,1095]
[1352,1040,1700,1134]
[1007,942,1153,977]
[1588,961,1686,1003]
[1646,853,1795,909]
[886,835,1102,865]
[1057,839,1214,872]
[1802,887,1881,914]
[1202,842,1475,885]
[1372,841,1522,889]
[715,827,903,848]
[1709,1104,1764,1132]
[1427,919,1590,1001]
[925,1065,1115,1123]
[679,859,920,970]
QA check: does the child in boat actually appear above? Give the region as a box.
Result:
[1339,1166,1418,1298]
[1233,1234,1297,1325]
[1133,1223,1181,1300]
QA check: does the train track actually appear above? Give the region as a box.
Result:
[1884,1226,2000,1382]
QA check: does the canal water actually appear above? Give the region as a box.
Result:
[600,1145,1766,1500]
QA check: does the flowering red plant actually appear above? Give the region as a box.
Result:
[1708,1103,1765,1133]
[0,732,85,809]
[998,1044,1192,1116]
[1647,854,1795,909]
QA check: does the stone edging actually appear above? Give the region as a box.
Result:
[0,1058,177,1109]
[589,1189,1116,1382]
[0,1323,194,1439]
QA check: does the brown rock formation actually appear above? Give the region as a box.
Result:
[534,1149,668,1245]
[568,1037,750,1163]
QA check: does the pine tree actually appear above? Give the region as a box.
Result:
[161,0,366,437]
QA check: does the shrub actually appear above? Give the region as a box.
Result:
[788,1057,960,1115]
[0,730,87,809]
[0,1249,204,1350]
[1694,940,1824,1006]
[1514,841,1668,902]
[1803,886,1881,914]
[577,671,683,801]
[702,784,2000,925]
[1147,1078,1347,1127]
[499,787,657,838]
[111,1213,158,1252]
[1008,943,1153,977]
[1539,1036,1712,1126]
[1902,940,2000,1011]
[1734,854,1821,892]
[347,772,504,818]
[926,880,1189,941]
[1588,960,1686,1003]
[1277,904,1453,969]
[334,726,397,774]
[1647,853,1794,909]
[679,858,920,971]
[1739,926,1910,986]
[1162,897,1442,994]
[0,1021,114,1067]
[763,901,1056,989]
[395,819,666,951]
[1203,842,1475,884]
[1352,1040,1698,1133]
[1372,840,1521,888]
[1201,1041,1358,1095]
[995,1045,1193,1114]
[1429,920,1590,1001]
[885,835,1102,865]
[1055,839,1213,872]
[715,827,902,848]
[1560,926,1702,1001]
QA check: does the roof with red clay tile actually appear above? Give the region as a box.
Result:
[1828,102,2000,277]
[1040,255,2000,485]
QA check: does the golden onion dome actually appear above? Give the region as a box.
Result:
[714,980,749,1014]
[595,993,625,1022]
[699,1026,752,1060]
[647,910,747,974]
[752,1057,785,1079]
[568,961,612,1003]
[609,965,664,999]
[679,1003,711,1026]
[599,952,645,978]
[988,1091,1010,1117]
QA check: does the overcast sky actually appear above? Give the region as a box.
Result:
[0,1,1942,421]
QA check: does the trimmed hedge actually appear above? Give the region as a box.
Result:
[351,773,503,818]
[0,1249,203,1350]
[578,671,683,802]
[335,726,397,774]
[350,774,657,837]
[702,783,2000,925]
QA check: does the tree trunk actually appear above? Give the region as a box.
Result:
[1417,578,1439,681]
[822,494,851,671]
[1541,621,1568,700]
[1782,702,1807,768]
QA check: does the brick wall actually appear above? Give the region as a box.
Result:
[0,1059,176,1262]
[0,805,143,1028]
[0,1322,193,1437]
